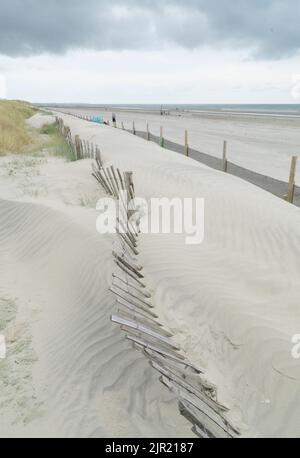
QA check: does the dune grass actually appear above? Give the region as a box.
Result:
[39,122,76,161]
[0,100,75,161]
[0,100,38,155]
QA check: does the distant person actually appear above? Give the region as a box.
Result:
[112,112,116,124]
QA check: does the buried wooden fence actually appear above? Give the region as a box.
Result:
[53,113,243,437]
[91,158,241,439]
[55,116,102,163]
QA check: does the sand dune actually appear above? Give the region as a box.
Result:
[1,112,300,437]
[0,155,192,437]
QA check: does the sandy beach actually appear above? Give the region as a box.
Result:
[54,107,300,185]
[1,111,300,437]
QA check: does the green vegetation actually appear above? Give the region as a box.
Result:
[39,122,76,161]
[0,100,75,161]
[0,100,38,154]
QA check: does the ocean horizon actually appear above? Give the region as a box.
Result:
[39,103,300,116]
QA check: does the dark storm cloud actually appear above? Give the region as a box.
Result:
[0,0,299,58]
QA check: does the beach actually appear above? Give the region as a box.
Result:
[53,106,300,185]
[0,111,300,437]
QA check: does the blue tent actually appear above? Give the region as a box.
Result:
[91,115,104,124]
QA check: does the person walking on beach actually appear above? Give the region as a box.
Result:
[112,112,116,127]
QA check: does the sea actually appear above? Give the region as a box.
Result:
[40,103,300,118]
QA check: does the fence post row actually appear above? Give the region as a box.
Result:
[58,114,300,207]
[55,116,103,163]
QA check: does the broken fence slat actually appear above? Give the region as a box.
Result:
[111,314,180,351]
[116,299,161,325]
[126,335,186,362]
[110,282,153,309]
[150,359,229,418]
[116,309,171,338]
[161,377,236,438]
[112,273,151,299]
[144,347,203,374]
[173,381,239,436]
[109,286,158,318]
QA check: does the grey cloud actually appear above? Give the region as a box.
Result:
[0,0,299,59]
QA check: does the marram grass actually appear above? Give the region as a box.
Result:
[0,100,38,154]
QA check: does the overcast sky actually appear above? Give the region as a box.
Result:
[1,0,300,103]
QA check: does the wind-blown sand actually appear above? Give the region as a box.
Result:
[59,107,300,184]
[1,112,300,437]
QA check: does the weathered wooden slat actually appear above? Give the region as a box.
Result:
[143,347,203,374]
[110,282,153,309]
[114,259,144,287]
[113,249,142,274]
[116,240,140,264]
[106,168,118,197]
[111,314,180,350]
[116,218,138,246]
[112,252,144,279]
[178,400,215,438]
[109,286,158,318]
[150,358,229,416]
[116,168,125,190]
[122,326,181,353]
[160,377,236,438]
[114,250,142,271]
[101,167,115,195]
[111,165,120,193]
[116,309,170,337]
[191,424,210,439]
[116,299,160,324]
[116,236,139,259]
[112,273,151,298]
[126,335,186,361]
[116,232,139,256]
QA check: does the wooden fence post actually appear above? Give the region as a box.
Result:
[185,130,189,157]
[287,156,298,203]
[74,135,81,160]
[160,126,164,147]
[222,140,228,172]
[124,171,134,200]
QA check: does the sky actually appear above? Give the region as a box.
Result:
[1,0,300,104]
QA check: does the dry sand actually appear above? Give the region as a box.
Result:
[0,112,300,437]
[60,107,300,184]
